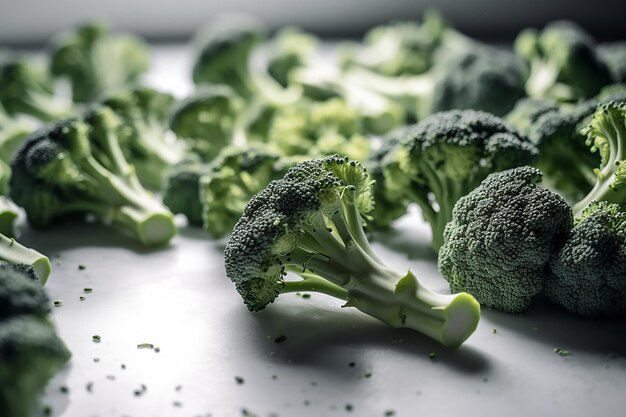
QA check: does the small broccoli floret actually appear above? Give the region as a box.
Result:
[50,22,149,102]
[598,42,626,83]
[0,265,70,417]
[162,154,211,226]
[263,98,370,161]
[225,155,481,348]
[9,108,176,246]
[572,102,626,217]
[191,16,298,105]
[200,146,285,238]
[546,202,626,317]
[102,86,184,189]
[267,27,319,88]
[169,86,244,161]
[515,21,612,101]
[439,166,572,313]
[378,110,538,250]
[339,9,448,76]
[0,56,74,121]
[0,233,51,284]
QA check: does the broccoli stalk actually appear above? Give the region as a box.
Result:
[10,108,176,246]
[225,156,480,348]
[0,234,51,285]
[0,197,17,238]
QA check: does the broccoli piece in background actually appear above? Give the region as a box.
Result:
[0,56,74,122]
[162,154,211,226]
[515,21,612,101]
[546,202,626,317]
[377,110,537,250]
[50,22,149,102]
[169,86,244,162]
[9,108,176,246]
[439,166,572,313]
[225,155,481,348]
[200,146,286,238]
[263,98,370,161]
[0,233,51,284]
[267,27,319,88]
[598,42,626,83]
[0,265,50,319]
[102,86,184,190]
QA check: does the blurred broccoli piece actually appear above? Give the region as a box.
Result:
[102,86,184,189]
[264,98,371,161]
[9,108,176,246]
[377,110,538,250]
[267,27,319,88]
[339,9,449,76]
[200,146,286,237]
[169,86,244,162]
[598,42,626,83]
[50,22,149,102]
[0,265,50,319]
[515,21,612,101]
[162,154,211,226]
[0,55,74,121]
[0,232,50,284]
[439,166,572,313]
[546,202,626,317]
[595,83,626,103]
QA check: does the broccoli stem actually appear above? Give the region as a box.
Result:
[22,90,73,122]
[0,196,17,238]
[0,233,51,284]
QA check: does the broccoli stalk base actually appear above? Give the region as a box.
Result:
[0,233,51,284]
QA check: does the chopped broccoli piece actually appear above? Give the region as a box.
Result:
[50,22,149,102]
[598,42,626,83]
[162,154,211,226]
[0,55,74,121]
[438,166,572,313]
[376,110,537,250]
[0,197,17,238]
[200,146,286,237]
[0,233,51,284]
[0,264,50,319]
[9,108,176,246]
[546,201,626,317]
[515,21,612,101]
[169,86,244,161]
[224,155,481,348]
[102,86,184,189]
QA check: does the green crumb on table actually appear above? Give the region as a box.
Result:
[83,288,93,293]
[79,296,86,301]
[173,401,182,407]
[175,385,183,391]
[78,264,86,270]
[348,362,356,367]
[302,293,311,299]
[554,348,572,357]
[345,404,353,412]
[121,364,126,369]
[364,372,372,378]
[137,343,154,349]
[86,382,93,393]
[274,335,287,343]
[429,352,437,359]
[271,375,277,380]
[60,386,69,394]
[235,376,245,384]
[491,328,497,333]
[93,357,100,362]
[42,405,52,416]
[92,335,101,342]
[385,411,396,417]
[154,347,161,353]
[53,300,63,307]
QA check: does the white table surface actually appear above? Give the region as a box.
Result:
[19,45,626,417]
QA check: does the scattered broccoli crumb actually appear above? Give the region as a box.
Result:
[491,328,497,334]
[235,376,245,385]
[429,352,437,360]
[53,300,63,307]
[154,347,161,353]
[79,296,86,301]
[348,362,356,367]
[60,386,69,394]
[83,288,92,293]
[345,404,353,412]
[175,385,183,391]
[173,401,182,407]
[304,400,310,406]
[384,411,396,417]
[86,382,93,393]
[121,364,126,369]
[274,335,287,344]
[106,375,115,380]
[364,372,372,378]
[93,357,100,362]
[271,375,277,380]
[137,343,154,349]
[42,405,52,416]
[554,348,572,357]
[78,264,86,270]
[302,293,311,299]
[92,335,101,342]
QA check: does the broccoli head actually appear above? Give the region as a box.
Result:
[598,42,626,83]
[50,22,149,102]
[515,21,612,101]
[103,86,184,189]
[546,202,626,317]
[0,264,50,319]
[9,108,176,246]
[162,154,211,226]
[438,166,572,313]
[169,86,244,161]
[267,27,319,88]
[224,155,481,348]
[377,110,538,250]
[0,55,74,121]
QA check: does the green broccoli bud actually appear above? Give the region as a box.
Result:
[9,109,176,246]
[225,155,481,348]
[438,166,573,313]
[50,22,149,102]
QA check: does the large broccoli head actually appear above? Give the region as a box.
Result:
[439,166,572,313]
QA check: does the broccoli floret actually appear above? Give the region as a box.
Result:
[0,56,74,121]
[162,154,211,226]
[377,110,538,250]
[263,98,370,161]
[438,166,573,313]
[102,86,184,189]
[191,16,298,105]
[9,108,176,246]
[0,234,51,284]
[50,22,149,102]
[515,21,612,101]
[200,146,285,238]
[267,27,319,88]
[0,264,50,319]
[339,9,449,76]
[169,86,244,161]
[598,42,626,83]
[546,202,626,317]
[572,102,626,217]
[224,155,481,348]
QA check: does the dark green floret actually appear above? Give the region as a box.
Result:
[9,108,176,246]
[438,166,572,313]
[0,264,50,319]
[162,154,211,226]
[224,155,481,348]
